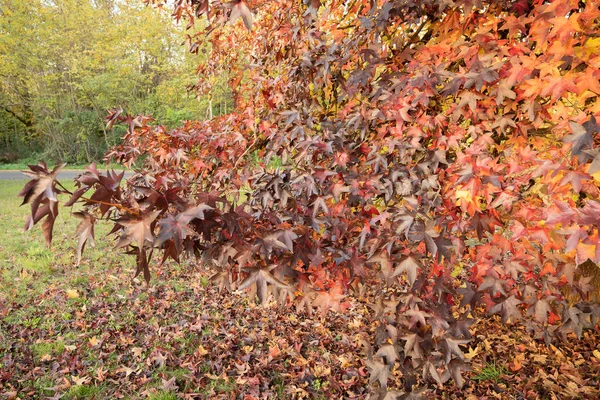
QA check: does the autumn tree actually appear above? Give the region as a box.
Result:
[19,0,600,395]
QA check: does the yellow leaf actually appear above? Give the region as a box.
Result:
[338,355,352,368]
[313,365,331,377]
[464,346,479,359]
[131,347,144,359]
[575,38,600,60]
[197,345,209,356]
[455,189,471,202]
[71,375,90,386]
[88,336,100,347]
[593,350,600,360]
[348,318,362,329]
[532,354,547,364]
[66,289,79,299]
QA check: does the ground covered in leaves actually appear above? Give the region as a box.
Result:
[1,180,599,399]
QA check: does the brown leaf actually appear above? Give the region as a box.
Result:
[19,161,65,206]
[115,210,160,249]
[238,266,290,305]
[392,256,420,287]
[73,211,96,265]
[366,359,390,388]
[228,1,253,31]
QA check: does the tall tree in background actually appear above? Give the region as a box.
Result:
[0,0,233,163]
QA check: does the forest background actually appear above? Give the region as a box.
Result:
[0,0,230,166]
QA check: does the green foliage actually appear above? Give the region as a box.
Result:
[63,384,101,399]
[0,0,232,164]
[472,362,508,383]
[148,391,178,400]
[30,341,65,359]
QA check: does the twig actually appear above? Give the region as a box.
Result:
[233,136,259,169]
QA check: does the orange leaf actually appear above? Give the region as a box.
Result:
[539,262,555,276]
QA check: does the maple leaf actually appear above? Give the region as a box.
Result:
[489,295,522,323]
[347,248,367,278]
[105,106,124,129]
[162,376,179,392]
[423,361,443,387]
[529,298,553,324]
[73,211,96,265]
[155,204,212,253]
[392,256,420,287]
[312,284,350,315]
[71,165,125,216]
[238,265,290,305]
[19,162,66,245]
[584,149,600,174]
[441,337,470,364]
[132,246,152,284]
[115,210,160,249]
[228,1,253,31]
[564,117,599,160]
[19,161,65,206]
[365,359,390,389]
[23,199,59,246]
[376,344,400,366]
[447,359,470,389]
[402,333,423,360]
[209,269,232,293]
[456,91,482,113]
[478,275,507,297]
[123,115,143,135]
[368,297,400,318]
[496,79,517,105]
[275,229,298,252]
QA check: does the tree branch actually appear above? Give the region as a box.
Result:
[2,106,33,127]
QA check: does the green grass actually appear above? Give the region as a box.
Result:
[30,340,66,359]
[32,377,58,397]
[205,378,236,394]
[0,160,126,170]
[63,384,102,399]
[472,361,508,383]
[0,180,132,304]
[148,392,178,400]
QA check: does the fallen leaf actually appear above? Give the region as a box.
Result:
[464,346,479,359]
[198,345,209,356]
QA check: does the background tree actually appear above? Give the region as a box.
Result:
[0,0,233,164]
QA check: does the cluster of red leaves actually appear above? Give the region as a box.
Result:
[19,0,600,395]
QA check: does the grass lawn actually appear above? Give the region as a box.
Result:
[1,180,599,399]
[0,160,126,171]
